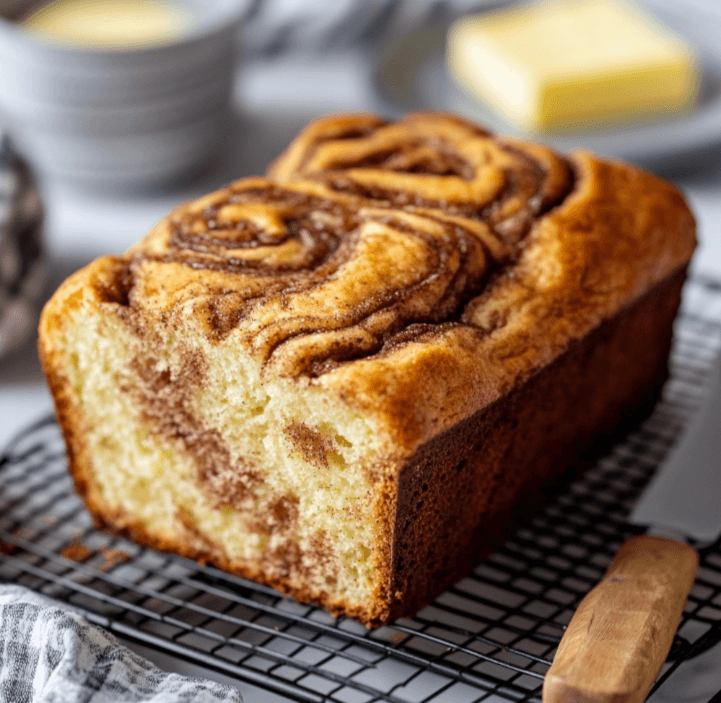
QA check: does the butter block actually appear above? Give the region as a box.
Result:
[447,0,700,132]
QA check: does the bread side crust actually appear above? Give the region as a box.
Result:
[384,265,687,622]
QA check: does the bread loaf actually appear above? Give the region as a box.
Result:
[38,112,696,626]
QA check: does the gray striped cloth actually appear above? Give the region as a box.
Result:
[241,0,502,57]
[0,134,45,360]
[0,586,244,703]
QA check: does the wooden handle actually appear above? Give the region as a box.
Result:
[543,535,698,703]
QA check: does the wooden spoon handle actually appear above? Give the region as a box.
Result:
[543,535,698,703]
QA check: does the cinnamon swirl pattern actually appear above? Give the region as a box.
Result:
[129,177,511,377]
[267,112,574,245]
[121,114,584,379]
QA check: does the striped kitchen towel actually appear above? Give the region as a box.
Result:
[0,585,244,703]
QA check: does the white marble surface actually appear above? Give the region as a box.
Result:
[1,47,721,703]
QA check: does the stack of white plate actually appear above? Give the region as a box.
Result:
[0,0,246,188]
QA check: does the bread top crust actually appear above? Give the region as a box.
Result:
[40,112,696,456]
[319,149,696,451]
[267,111,575,248]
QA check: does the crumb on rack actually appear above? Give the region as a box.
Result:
[98,546,131,571]
[61,541,93,562]
[0,541,18,556]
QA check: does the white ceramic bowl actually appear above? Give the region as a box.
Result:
[0,0,246,188]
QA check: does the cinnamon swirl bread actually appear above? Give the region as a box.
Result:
[38,113,696,626]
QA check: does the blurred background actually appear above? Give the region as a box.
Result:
[0,1,720,701]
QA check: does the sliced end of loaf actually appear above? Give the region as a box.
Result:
[38,256,397,624]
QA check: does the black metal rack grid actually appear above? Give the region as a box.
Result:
[2,275,721,703]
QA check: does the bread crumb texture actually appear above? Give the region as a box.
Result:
[53,298,384,616]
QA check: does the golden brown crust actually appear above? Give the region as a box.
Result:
[316,148,695,452]
[37,112,697,627]
[50,137,693,453]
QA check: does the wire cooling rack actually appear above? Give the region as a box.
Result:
[3,275,721,703]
